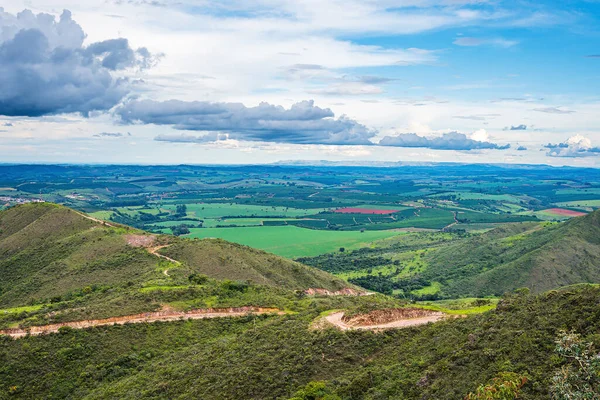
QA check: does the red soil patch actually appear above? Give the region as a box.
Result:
[125,234,156,247]
[0,307,283,338]
[544,208,587,217]
[334,207,399,215]
[304,288,371,296]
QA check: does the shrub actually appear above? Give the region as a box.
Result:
[550,330,600,399]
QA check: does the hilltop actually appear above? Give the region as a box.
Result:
[0,203,354,327]
[423,210,600,297]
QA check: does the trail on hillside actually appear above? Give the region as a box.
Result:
[148,245,179,264]
[75,211,115,227]
[323,309,449,331]
[0,307,285,338]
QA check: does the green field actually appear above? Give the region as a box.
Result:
[185,226,403,258]
[164,203,330,219]
[555,199,600,208]
[429,192,523,203]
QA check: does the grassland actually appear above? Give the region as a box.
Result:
[184,226,402,258]
[0,203,354,329]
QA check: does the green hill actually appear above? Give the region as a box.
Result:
[0,203,352,327]
[423,210,600,297]
[1,283,600,399]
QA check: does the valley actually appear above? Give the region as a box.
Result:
[1,164,600,399]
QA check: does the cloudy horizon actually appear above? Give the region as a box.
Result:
[1,1,599,166]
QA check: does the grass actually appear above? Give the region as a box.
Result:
[429,192,523,203]
[0,304,47,314]
[88,210,114,220]
[163,203,330,219]
[184,226,401,258]
[556,199,600,208]
[417,297,499,315]
[411,281,442,295]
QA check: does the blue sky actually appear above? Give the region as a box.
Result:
[0,0,599,165]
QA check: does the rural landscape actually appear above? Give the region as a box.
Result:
[1,164,600,398]
[2,0,600,399]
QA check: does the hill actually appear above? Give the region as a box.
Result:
[0,203,353,327]
[423,210,600,296]
[1,283,600,399]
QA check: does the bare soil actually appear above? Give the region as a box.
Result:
[325,308,447,331]
[0,307,284,339]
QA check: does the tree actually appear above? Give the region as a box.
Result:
[550,330,600,399]
[171,224,190,236]
[465,372,527,400]
[175,204,187,216]
[188,273,208,285]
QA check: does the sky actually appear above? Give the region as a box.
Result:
[0,0,599,166]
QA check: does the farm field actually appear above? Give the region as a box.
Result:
[555,199,600,208]
[162,203,330,218]
[182,226,401,258]
[2,163,600,261]
[183,226,403,258]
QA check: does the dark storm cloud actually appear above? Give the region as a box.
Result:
[378,132,510,150]
[0,9,159,117]
[116,99,376,145]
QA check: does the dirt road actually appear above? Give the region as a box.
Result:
[0,307,285,339]
[325,311,445,331]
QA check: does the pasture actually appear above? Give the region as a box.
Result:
[184,226,402,258]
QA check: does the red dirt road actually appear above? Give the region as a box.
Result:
[0,307,284,339]
[334,207,399,215]
[325,311,445,331]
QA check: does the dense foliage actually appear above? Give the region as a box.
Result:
[2,285,600,399]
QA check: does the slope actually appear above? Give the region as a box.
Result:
[1,284,599,399]
[0,203,352,326]
[423,210,600,296]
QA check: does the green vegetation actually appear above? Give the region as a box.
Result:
[2,283,600,399]
[0,203,352,329]
[2,165,600,399]
[184,226,402,258]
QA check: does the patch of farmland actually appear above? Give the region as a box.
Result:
[163,203,331,219]
[541,208,587,217]
[184,226,402,258]
[334,207,401,215]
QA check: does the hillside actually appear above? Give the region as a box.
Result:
[1,284,600,399]
[423,210,600,296]
[0,203,352,327]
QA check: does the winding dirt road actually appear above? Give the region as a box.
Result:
[0,307,285,339]
[325,311,446,331]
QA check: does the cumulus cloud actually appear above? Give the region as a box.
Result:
[545,135,600,157]
[516,146,527,151]
[378,131,510,150]
[0,8,159,117]
[533,107,575,114]
[116,99,376,145]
